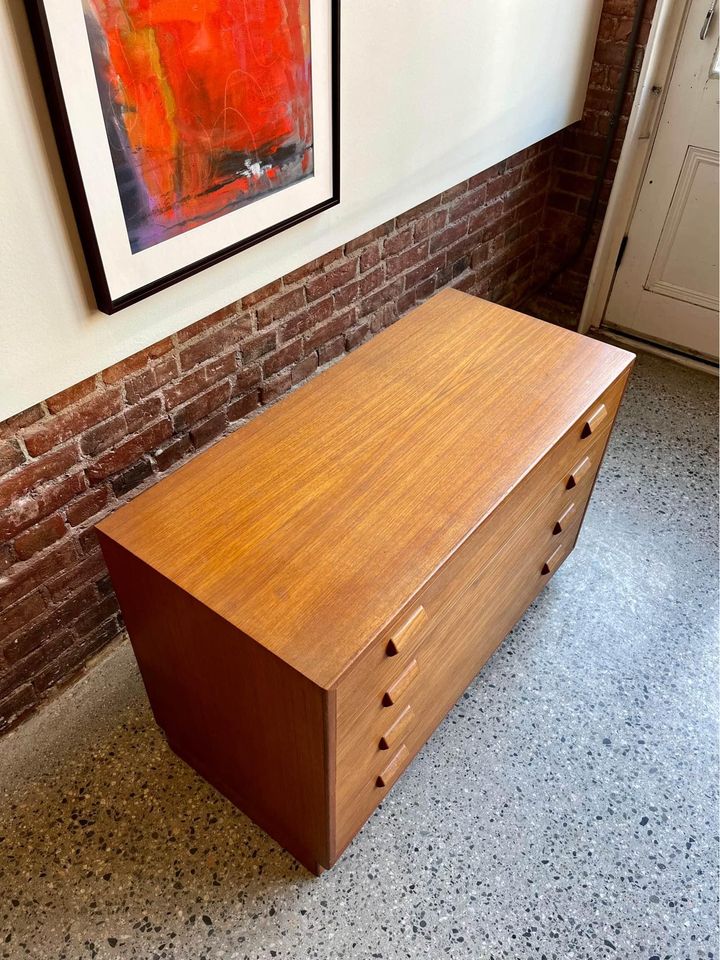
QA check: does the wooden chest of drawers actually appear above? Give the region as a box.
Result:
[97,290,633,874]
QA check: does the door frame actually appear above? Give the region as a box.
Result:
[578,0,696,338]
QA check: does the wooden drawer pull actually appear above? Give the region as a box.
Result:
[386,606,428,657]
[541,544,566,576]
[582,403,608,438]
[553,502,576,535]
[566,456,592,490]
[382,659,418,707]
[379,705,415,750]
[376,744,409,788]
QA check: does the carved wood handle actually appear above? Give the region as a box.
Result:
[386,606,428,657]
[379,705,415,751]
[553,502,576,535]
[541,544,566,577]
[376,744,409,788]
[582,403,608,438]
[382,659,419,706]
[566,456,592,489]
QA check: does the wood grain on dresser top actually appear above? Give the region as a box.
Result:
[97,289,634,690]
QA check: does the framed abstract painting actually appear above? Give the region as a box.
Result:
[26,0,340,313]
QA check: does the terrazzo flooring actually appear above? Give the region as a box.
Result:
[0,351,718,960]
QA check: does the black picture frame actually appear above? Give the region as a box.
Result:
[24,0,340,315]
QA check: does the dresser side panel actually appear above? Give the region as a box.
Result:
[98,536,333,874]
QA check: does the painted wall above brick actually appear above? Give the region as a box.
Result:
[0,0,603,420]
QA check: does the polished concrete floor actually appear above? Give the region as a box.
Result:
[0,352,718,960]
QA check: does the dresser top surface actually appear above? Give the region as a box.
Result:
[97,290,633,687]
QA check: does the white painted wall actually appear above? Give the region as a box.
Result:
[0,0,602,421]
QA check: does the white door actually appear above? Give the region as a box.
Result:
[604,0,719,361]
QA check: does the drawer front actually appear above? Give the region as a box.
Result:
[342,370,627,701]
[334,460,598,853]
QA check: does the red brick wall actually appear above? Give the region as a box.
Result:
[528,0,657,324]
[0,139,556,732]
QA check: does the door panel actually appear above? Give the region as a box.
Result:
[604,0,719,360]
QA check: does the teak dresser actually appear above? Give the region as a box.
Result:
[97,289,634,874]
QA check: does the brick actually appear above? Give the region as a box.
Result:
[88,420,172,482]
[396,287,419,315]
[154,434,192,473]
[190,410,228,450]
[284,247,344,285]
[386,241,430,280]
[413,209,448,242]
[233,365,263,396]
[0,471,86,541]
[356,279,404,319]
[0,445,79,510]
[14,514,66,561]
[23,391,122,457]
[345,321,372,351]
[395,195,442,228]
[46,377,97,413]
[73,593,120,639]
[383,227,414,257]
[0,440,25,476]
[45,549,106,602]
[405,252,447,291]
[164,352,236,409]
[190,411,227,449]
[278,297,334,343]
[228,390,260,422]
[0,405,44,440]
[176,302,239,342]
[65,487,109,527]
[305,259,357,303]
[127,396,163,435]
[256,286,306,327]
[32,619,120,693]
[332,280,360,311]
[124,354,179,404]
[179,326,239,372]
[1,591,47,638]
[242,330,276,363]
[261,371,292,404]
[78,526,99,556]
[0,544,13,574]
[441,182,468,204]
[357,266,385,299]
[263,339,303,378]
[171,381,231,433]
[318,336,345,365]
[241,278,283,309]
[0,631,73,698]
[359,243,381,273]
[429,220,468,256]
[0,684,37,732]
[467,198,504,236]
[485,169,522,202]
[80,413,126,457]
[291,353,318,385]
[102,339,172,385]
[111,459,153,496]
[0,542,79,612]
[304,309,357,353]
[448,189,487,222]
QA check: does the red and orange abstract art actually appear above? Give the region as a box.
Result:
[84,0,313,253]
